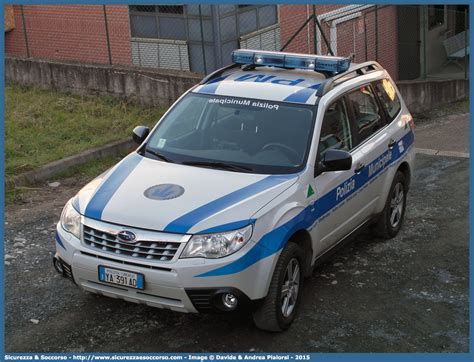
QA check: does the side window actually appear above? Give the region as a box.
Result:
[346,85,383,144]
[319,98,353,157]
[374,79,402,121]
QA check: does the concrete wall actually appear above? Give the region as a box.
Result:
[6,56,469,112]
[5,56,202,107]
[397,78,469,114]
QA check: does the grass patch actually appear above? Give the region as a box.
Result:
[5,153,125,205]
[53,153,127,180]
[5,83,166,177]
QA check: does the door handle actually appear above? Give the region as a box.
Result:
[388,138,396,149]
[354,162,365,174]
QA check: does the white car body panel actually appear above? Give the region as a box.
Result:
[55,59,415,313]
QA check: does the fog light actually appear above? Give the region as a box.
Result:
[222,293,238,310]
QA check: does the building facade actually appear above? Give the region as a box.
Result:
[5,4,469,80]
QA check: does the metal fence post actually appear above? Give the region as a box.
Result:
[314,17,334,56]
[20,5,30,58]
[312,5,317,54]
[464,8,468,80]
[211,6,222,70]
[364,14,368,61]
[422,6,427,79]
[103,5,112,65]
[375,5,378,61]
[280,15,314,52]
[198,5,207,74]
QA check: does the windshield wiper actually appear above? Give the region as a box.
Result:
[182,161,253,172]
[146,149,174,163]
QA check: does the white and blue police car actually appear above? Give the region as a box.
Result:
[54,49,415,331]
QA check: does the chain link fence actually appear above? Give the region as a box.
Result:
[5,4,469,81]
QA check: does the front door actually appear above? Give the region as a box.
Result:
[311,84,388,254]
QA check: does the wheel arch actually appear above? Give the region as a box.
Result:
[288,229,313,277]
[397,161,411,191]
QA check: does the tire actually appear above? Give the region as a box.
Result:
[373,170,407,239]
[252,242,304,332]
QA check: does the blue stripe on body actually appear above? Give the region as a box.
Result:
[84,153,142,220]
[164,175,296,234]
[197,130,415,277]
[55,232,66,250]
[283,83,321,103]
[197,75,230,95]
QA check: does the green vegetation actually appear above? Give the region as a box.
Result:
[5,83,166,177]
[5,153,126,205]
[54,153,127,180]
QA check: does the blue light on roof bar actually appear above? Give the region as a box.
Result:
[231,49,351,74]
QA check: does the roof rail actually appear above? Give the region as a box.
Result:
[199,63,241,85]
[316,61,382,98]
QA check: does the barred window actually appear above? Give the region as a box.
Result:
[157,6,184,14]
[237,5,278,35]
[129,5,186,39]
[130,5,184,14]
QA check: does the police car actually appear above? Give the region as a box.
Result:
[54,49,415,331]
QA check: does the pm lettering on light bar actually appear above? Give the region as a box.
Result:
[231,49,351,74]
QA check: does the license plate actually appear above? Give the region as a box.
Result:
[98,266,144,290]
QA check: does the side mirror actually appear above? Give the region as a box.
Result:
[315,149,352,176]
[132,126,150,145]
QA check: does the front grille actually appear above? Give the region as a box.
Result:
[83,225,180,262]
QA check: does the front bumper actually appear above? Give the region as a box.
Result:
[54,220,277,313]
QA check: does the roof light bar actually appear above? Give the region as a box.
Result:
[231,49,351,74]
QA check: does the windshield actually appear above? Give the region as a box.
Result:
[144,93,316,174]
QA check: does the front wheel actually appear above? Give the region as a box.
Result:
[252,242,304,332]
[373,171,407,239]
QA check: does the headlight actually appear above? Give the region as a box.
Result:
[60,200,81,239]
[180,224,253,259]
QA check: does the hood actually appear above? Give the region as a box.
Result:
[75,153,298,234]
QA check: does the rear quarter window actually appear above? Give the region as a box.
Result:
[374,79,402,121]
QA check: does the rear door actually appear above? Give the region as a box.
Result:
[344,83,391,216]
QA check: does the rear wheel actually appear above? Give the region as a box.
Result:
[373,171,407,239]
[252,242,304,332]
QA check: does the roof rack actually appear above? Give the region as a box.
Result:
[315,61,382,99]
[199,63,240,85]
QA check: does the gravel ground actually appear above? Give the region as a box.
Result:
[4,153,469,353]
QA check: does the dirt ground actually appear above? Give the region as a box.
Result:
[415,112,470,155]
[4,151,469,352]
